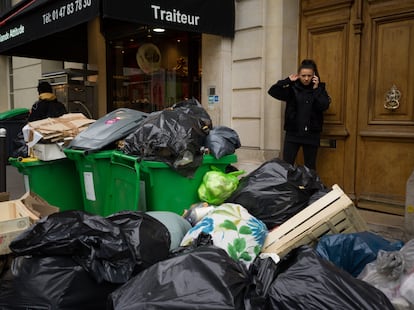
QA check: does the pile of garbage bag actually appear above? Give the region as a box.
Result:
[0,211,171,309]
[227,158,326,229]
[121,98,240,176]
[108,245,393,310]
[4,97,412,309]
[1,194,409,309]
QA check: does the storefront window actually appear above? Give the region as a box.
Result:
[107,24,201,113]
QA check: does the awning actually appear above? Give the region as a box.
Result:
[0,0,100,62]
[0,0,235,61]
[102,0,235,38]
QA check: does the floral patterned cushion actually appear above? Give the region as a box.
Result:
[180,203,268,267]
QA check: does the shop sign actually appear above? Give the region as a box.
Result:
[102,0,235,38]
[0,0,99,53]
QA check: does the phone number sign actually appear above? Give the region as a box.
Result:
[0,0,98,54]
[42,0,92,25]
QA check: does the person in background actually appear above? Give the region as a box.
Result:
[268,59,330,170]
[28,81,67,122]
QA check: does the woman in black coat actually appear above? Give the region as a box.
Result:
[268,59,330,170]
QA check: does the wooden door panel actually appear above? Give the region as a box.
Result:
[309,26,347,126]
[317,141,346,187]
[371,18,414,123]
[357,138,414,214]
[356,0,414,213]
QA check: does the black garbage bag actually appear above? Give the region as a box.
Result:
[169,231,214,257]
[108,246,249,310]
[227,158,325,229]
[267,246,394,310]
[244,255,279,310]
[205,126,241,159]
[9,211,170,284]
[316,232,404,277]
[11,131,28,158]
[122,98,212,177]
[0,256,119,310]
[107,211,170,272]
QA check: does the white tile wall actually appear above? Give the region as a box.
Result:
[235,0,264,30]
[232,28,264,61]
[232,118,261,148]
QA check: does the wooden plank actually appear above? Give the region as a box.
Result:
[263,185,344,245]
[264,194,353,250]
[263,185,368,256]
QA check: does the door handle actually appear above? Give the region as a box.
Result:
[384,85,401,111]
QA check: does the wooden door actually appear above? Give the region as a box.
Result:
[300,0,414,214]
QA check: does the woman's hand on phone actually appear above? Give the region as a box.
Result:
[312,75,319,89]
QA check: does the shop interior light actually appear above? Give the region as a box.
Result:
[153,28,165,33]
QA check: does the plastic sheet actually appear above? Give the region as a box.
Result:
[316,231,404,277]
[227,158,325,229]
[0,256,119,310]
[9,211,170,283]
[180,203,268,268]
[68,108,148,152]
[108,246,249,310]
[205,126,241,159]
[267,246,394,310]
[123,99,212,177]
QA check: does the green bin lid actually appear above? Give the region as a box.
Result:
[140,153,237,168]
[0,108,30,120]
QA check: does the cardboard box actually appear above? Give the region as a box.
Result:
[32,143,66,161]
[0,200,31,255]
[262,184,368,258]
[21,191,60,220]
[0,192,59,255]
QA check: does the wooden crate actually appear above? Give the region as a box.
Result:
[0,200,33,255]
[262,184,367,258]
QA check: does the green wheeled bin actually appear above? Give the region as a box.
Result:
[9,157,83,211]
[64,149,113,216]
[107,151,142,216]
[140,154,237,215]
[64,149,143,216]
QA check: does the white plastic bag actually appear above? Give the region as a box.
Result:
[400,272,414,304]
[358,239,414,309]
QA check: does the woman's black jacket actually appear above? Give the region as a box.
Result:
[268,78,330,135]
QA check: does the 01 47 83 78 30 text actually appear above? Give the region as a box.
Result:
[42,0,92,25]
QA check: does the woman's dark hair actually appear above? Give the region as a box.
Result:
[298,59,320,79]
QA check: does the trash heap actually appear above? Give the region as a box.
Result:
[18,113,96,160]
[26,113,95,143]
[2,99,413,309]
